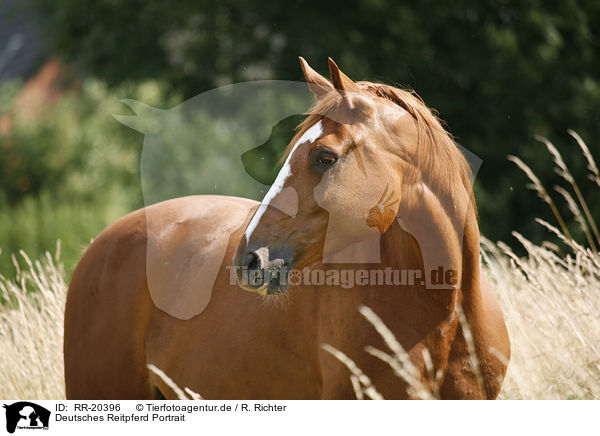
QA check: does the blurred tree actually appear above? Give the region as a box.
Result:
[0,78,168,276]
[22,0,600,243]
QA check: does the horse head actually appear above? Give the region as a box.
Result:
[233,57,473,295]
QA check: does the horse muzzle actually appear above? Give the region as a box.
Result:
[233,246,292,295]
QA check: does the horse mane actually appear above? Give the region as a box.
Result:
[286,82,475,209]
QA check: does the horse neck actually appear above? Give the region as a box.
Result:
[314,179,483,352]
[392,179,481,293]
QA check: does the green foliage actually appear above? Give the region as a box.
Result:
[128,82,311,205]
[27,0,600,244]
[0,79,22,116]
[0,79,180,277]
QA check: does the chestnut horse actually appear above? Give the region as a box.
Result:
[64,58,510,399]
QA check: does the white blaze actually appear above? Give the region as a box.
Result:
[244,120,323,242]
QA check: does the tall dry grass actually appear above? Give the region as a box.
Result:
[491,130,600,399]
[0,132,599,399]
[483,232,600,399]
[0,244,66,399]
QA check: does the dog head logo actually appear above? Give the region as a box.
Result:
[3,402,50,433]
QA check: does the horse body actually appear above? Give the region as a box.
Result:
[64,58,510,399]
[64,197,507,400]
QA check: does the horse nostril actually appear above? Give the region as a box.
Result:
[236,248,291,293]
[243,251,261,272]
[241,251,264,289]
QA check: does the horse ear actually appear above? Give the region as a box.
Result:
[299,57,333,98]
[328,58,360,93]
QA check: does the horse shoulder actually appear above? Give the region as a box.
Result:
[64,195,257,399]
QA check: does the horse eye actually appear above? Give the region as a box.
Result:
[318,153,337,166]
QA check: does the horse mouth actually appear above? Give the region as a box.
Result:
[240,266,289,295]
[264,267,290,295]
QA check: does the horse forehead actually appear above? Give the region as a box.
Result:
[319,116,346,135]
[298,105,403,155]
[317,122,352,147]
[321,116,377,144]
[322,103,399,137]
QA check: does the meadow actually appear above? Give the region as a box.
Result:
[2,0,600,405]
